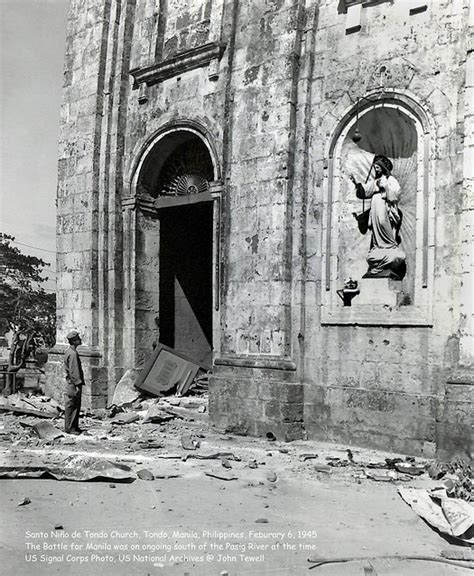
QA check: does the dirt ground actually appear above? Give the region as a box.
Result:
[0,395,472,576]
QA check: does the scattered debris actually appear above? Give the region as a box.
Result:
[394,462,425,476]
[385,457,404,469]
[204,471,238,481]
[111,412,140,425]
[154,474,181,479]
[0,455,136,483]
[183,452,240,462]
[426,458,472,501]
[137,469,154,481]
[181,433,200,450]
[0,398,58,419]
[32,421,64,440]
[398,487,474,543]
[162,405,207,421]
[143,404,175,424]
[110,369,141,407]
[300,453,318,462]
[314,464,332,474]
[135,440,164,450]
[164,397,181,406]
[18,497,31,506]
[192,372,210,391]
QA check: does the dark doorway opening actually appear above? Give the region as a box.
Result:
[159,202,213,366]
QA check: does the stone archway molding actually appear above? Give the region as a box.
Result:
[121,121,224,369]
[127,119,222,201]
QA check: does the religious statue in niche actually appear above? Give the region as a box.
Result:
[350,155,406,280]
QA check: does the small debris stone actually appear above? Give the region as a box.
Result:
[109,483,116,489]
[181,433,200,450]
[255,518,269,523]
[18,497,31,507]
[300,453,318,462]
[137,469,154,481]
[266,471,277,483]
[314,464,331,473]
[54,524,63,530]
[248,459,258,469]
[221,458,232,469]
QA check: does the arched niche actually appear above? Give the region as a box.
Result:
[321,93,434,326]
[123,125,222,368]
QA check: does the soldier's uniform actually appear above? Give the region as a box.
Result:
[64,331,84,433]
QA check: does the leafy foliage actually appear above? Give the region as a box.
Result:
[0,233,56,347]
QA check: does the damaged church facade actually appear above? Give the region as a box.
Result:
[46,0,473,458]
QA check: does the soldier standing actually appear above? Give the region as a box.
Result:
[64,330,84,434]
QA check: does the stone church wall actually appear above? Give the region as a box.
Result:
[47,0,472,457]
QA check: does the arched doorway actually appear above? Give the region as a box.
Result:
[131,129,218,367]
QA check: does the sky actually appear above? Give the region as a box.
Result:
[0,0,69,292]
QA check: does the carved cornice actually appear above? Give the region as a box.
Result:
[130,42,226,88]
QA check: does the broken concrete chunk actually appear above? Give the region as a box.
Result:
[181,433,200,451]
[137,469,154,481]
[32,421,64,440]
[111,412,140,425]
[0,398,57,419]
[143,405,175,424]
[164,397,181,406]
[314,464,332,474]
[110,369,141,407]
[300,453,318,462]
[394,461,426,476]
